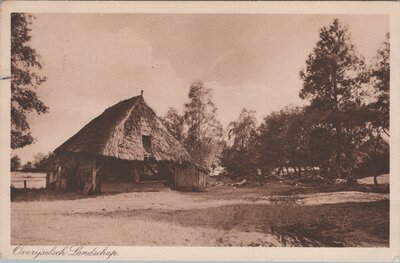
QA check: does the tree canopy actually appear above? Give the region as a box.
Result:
[161,107,186,143]
[368,33,390,136]
[162,81,224,167]
[299,19,367,111]
[11,13,48,149]
[221,108,258,177]
[11,155,21,171]
[299,19,370,179]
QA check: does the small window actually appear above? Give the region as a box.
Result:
[142,135,152,153]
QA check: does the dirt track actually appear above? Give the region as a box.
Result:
[11,184,389,247]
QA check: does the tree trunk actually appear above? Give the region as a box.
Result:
[332,68,343,180]
[374,174,378,186]
[373,132,379,186]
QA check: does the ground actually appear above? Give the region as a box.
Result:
[11,174,389,247]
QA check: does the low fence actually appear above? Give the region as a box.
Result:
[11,179,46,189]
[11,172,46,189]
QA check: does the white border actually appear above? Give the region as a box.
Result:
[0,1,399,261]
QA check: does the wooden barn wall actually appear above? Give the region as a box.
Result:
[47,153,206,193]
[46,152,95,192]
[46,152,77,190]
[46,156,59,189]
[174,163,207,191]
[76,155,96,193]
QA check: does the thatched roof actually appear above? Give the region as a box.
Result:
[55,95,192,162]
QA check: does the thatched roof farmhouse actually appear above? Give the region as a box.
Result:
[47,93,208,194]
[55,94,191,162]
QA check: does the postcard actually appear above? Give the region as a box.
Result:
[0,1,399,261]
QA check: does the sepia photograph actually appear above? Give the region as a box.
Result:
[1,1,399,261]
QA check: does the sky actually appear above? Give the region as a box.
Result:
[13,14,389,163]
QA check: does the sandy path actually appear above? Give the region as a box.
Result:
[12,213,281,246]
[12,190,389,215]
[11,190,388,246]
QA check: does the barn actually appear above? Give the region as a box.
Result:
[46,93,208,194]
